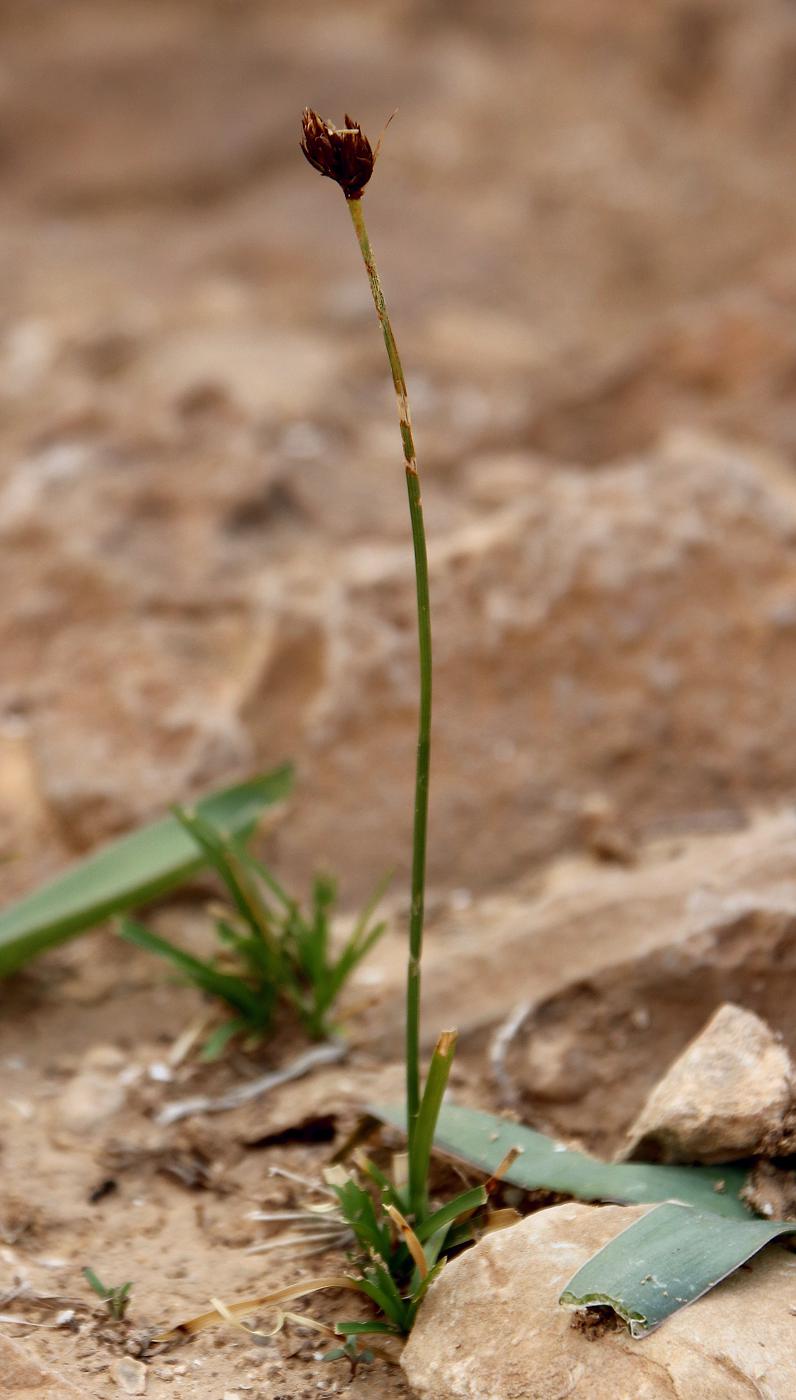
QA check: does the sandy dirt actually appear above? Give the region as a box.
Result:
[3,0,796,1395]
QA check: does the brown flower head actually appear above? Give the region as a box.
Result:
[300,109,375,200]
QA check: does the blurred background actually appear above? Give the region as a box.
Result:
[3,0,796,910]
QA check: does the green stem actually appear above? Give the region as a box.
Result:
[347,197,432,1206]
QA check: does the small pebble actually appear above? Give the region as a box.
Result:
[112,1356,148,1394]
[148,1062,173,1083]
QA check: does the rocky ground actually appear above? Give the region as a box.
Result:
[3,0,796,1395]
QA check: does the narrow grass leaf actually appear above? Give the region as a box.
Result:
[172,807,276,947]
[414,1185,487,1243]
[328,1175,394,1266]
[406,1257,446,1325]
[324,869,392,1008]
[353,1155,406,1212]
[334,1319,402,1337]
[199,1018,248,1061]
[82,1268,109,1299]
[0,767,293,975]
[347,870,393,950]
[421,1224,449,1272]
[355,1268,407,1329]
[408,1030,457,1219]
[208,1296,287,1343]
[234,841,296,913]
[385,1204,427,1278]
[157,1274,363,1341]
[372,1104,751,1219]
[119,919,267,1022]
[560,1201,796,1337]
[324,919,387,1013]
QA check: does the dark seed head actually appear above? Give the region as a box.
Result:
[300,109,375,200]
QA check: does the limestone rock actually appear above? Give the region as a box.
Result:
[0,1333,82,1398]
[622,1003,796,1163]
[252,435,796,900]
[402,1203,796,1400]
[14,433,796,903]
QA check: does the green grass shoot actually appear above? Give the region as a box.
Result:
[82,1267,133,1321]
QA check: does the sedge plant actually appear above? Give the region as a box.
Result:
[155,111,504,1357]
[297,109,488,1337]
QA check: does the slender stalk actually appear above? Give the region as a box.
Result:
[347,197,432,1205]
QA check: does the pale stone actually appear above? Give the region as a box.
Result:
[622,1003,796,1163]
[402,1203,796,1400]
[113,1357,148,1394]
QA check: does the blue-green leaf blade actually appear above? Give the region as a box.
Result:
[0,766,293,975]
[371,1104,751,1219]
[560,1201,796,1336]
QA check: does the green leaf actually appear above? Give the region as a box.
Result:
[408,1030,457,1219]
[356,1156,406,1213]
[199,1018,247,1061]
[355,1265,408,1329]
[560,1201,796,1337]
[331,1176,394,1267]
[414,1186,487,1243]
[324,919,387,1016]
[118,919,271,1024]
[234,841,295,913]
[372,1104,751,1219]
[171,806,278,950]
[82,1267,109,1299]
[406,1256,446,1326]
[334,1319,402,1337]
[0,767,293,976]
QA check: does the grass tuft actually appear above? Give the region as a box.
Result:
[120,807,388,1057]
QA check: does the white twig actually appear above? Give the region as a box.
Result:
[489,1001,531,1107]
[243,1230,351,1256]
[156,1042,346,1126]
